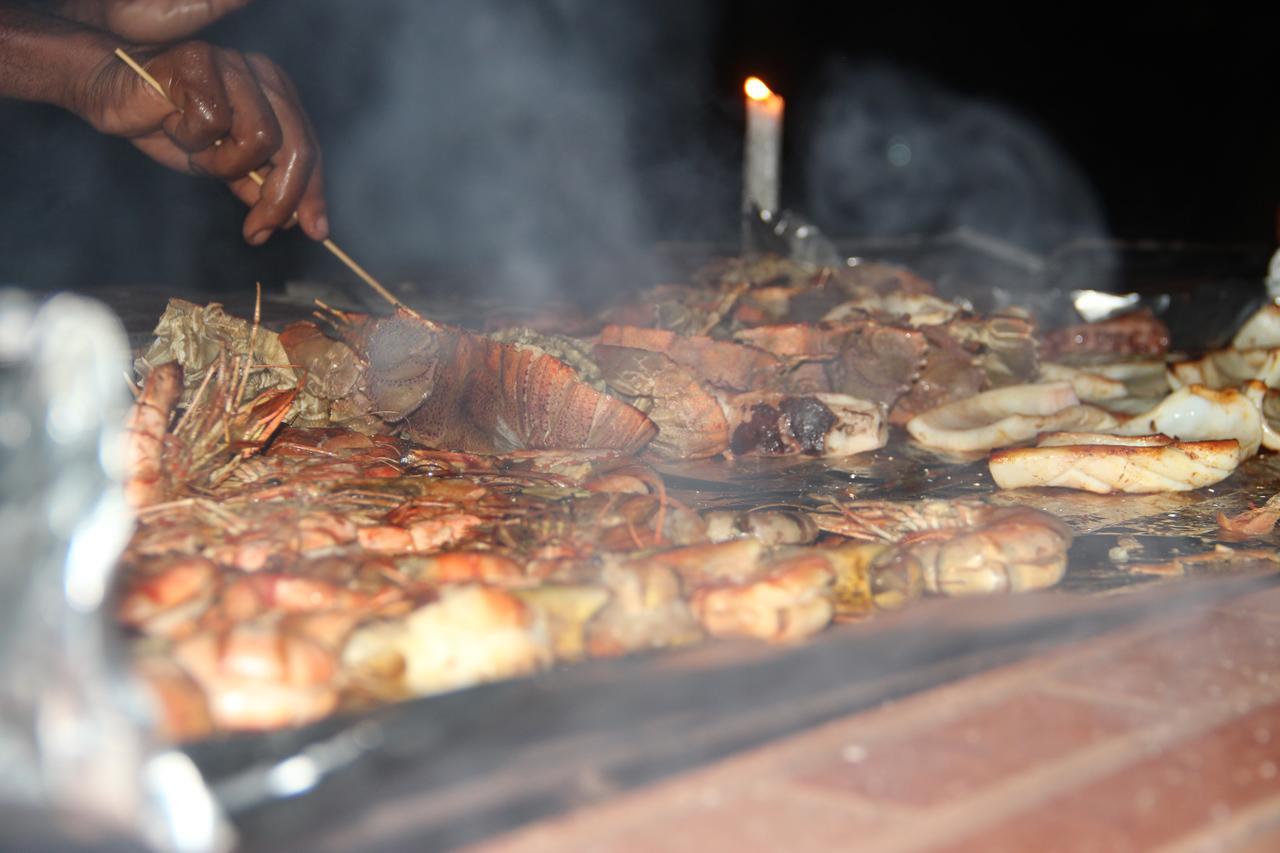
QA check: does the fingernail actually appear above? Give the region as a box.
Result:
[249,229,272,246]
[314,215,330,240]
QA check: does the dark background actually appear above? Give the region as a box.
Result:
[1,1,1275,296]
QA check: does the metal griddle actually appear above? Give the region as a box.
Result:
[86,235,1279,849]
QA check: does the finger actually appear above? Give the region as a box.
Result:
[238,57,322,243]
[228,167,320,235]
[267,65,330,241]
[228,165,298,244]
[295,156,329,241]
[131,132,194,173]
[153,43,232,153]
[187,53,282,181]
[226,171,265,208]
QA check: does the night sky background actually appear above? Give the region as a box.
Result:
[0,1,1275,296]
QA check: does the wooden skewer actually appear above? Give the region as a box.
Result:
[113,48,421,320]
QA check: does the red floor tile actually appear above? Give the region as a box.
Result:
[1047,610,1280,709]
[479,777,902,853]
[793,689,1147,808]
[941,700,1280,852]
[1218,585,1280,622]
[479,590,1280,853]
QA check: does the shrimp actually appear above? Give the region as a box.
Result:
[689,552,835,643]
[173,620,340,731]
[815,500,1073,597]
[342,585,553,698]
[123,362,183,509]
[116,554,217,638]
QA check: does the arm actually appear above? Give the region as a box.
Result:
[0,2,327,244]
[0,3,110,107]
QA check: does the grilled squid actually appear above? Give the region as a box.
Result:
[1232,302,1280,349]
[906,382,1117,454]
[989,433,1241,494]
[1114,385,1261,460]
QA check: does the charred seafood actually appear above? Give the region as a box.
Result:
[116,257,1280,739]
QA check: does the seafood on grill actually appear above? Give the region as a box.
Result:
[135,298,296,406]
[512,585,611,661]
[591,344,729,460]
[632,540,837,643]
[906,382,1117,454]
[722,392,888,457]
[1166,347,1280,391]
[703,509,819,546]
[1114,384,1262,459]
[582,558,704,657]
[734,314,1037,422]
[943,314,1040,387]
[823,291,962,327]
[1039,308,1170,360]
[689,551,835,643]
[1231,302,1280,349]
[1160,301,1280,399]
[989,433,1241,494]
[124,356,298,509]
[287,310,659,454]
[343,585,554,700]
[889,314,1040,424]
[1218,492,1280,538]
[1242,381,1280,452]
[171,619,343,730]
[731,322,855,361]
[1039,360,1171,411]
[1125,544,1280,577]
[812,500,1072,598]
[123,361,185,509]
[732,320,928,408]
[1037,362,1128,402]
[115,247,1280,741]
[596,324,783,391]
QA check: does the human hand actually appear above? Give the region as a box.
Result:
[74,41,327,245]
[56,0,254,42]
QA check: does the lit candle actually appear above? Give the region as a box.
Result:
[742,76,784,248]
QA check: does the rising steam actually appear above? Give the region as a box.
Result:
[804,62,1107,253]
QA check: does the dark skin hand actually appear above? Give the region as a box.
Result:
[0,1,327,245]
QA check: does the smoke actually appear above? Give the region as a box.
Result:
[1,1,732,300]
[2,4,1109,298]
[218,0,726,304]
[804,62,1107,253]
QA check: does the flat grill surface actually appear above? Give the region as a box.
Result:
[79,238,1279,848]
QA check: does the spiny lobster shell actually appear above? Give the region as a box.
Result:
[349,312,657,455]
[592,344,730,461]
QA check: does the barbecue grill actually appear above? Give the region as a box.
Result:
[6,234,1277,850]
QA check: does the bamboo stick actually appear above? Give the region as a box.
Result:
[113,48,419,319]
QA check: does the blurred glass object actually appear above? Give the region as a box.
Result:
[1070,289,1143,323]
[0,291,230,852]
[744,206,844,267]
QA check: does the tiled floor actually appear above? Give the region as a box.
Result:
[473,585,1280,852]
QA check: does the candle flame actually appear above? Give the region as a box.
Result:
[744,76,773,101]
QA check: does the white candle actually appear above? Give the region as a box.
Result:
[742,76,784,239]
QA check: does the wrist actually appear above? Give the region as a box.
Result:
[49,28,124,118]
[0,6,121,112]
